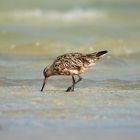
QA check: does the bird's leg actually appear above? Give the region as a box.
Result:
[75,75,82,85]
[66,75,75,92]
[66,75,82,92]
[71,75,76,91]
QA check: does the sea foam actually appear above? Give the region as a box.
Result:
[0,9,107,24]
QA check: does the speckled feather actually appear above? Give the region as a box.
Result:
[44,51,106,76]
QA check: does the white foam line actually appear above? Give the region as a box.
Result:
[0,9,107,23]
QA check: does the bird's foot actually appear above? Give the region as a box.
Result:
[66,86,74,92]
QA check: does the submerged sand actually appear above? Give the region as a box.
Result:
[0,85,140,140]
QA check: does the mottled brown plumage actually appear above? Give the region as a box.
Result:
[41,50,108,92]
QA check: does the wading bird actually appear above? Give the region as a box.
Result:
[41,50,108,92]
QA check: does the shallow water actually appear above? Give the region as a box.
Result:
[0,0,140,140]
[0,87,140,140]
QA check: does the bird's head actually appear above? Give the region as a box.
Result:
[41,66,51,92]
[43,66,49,77]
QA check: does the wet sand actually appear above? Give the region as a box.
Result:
[0,85,140,140]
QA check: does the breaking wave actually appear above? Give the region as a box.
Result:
[0,9,107,24]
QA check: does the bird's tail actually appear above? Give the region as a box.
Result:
[86,50,108,60]
[96,50,108,58]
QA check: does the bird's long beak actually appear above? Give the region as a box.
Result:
[41,77,47,92]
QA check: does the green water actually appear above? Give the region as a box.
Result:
[0,0,140,140]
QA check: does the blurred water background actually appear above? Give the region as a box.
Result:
[0,0,140,140]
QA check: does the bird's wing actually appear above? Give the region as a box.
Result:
[53,53,84,70]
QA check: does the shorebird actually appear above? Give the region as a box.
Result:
[41,50,108,92]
